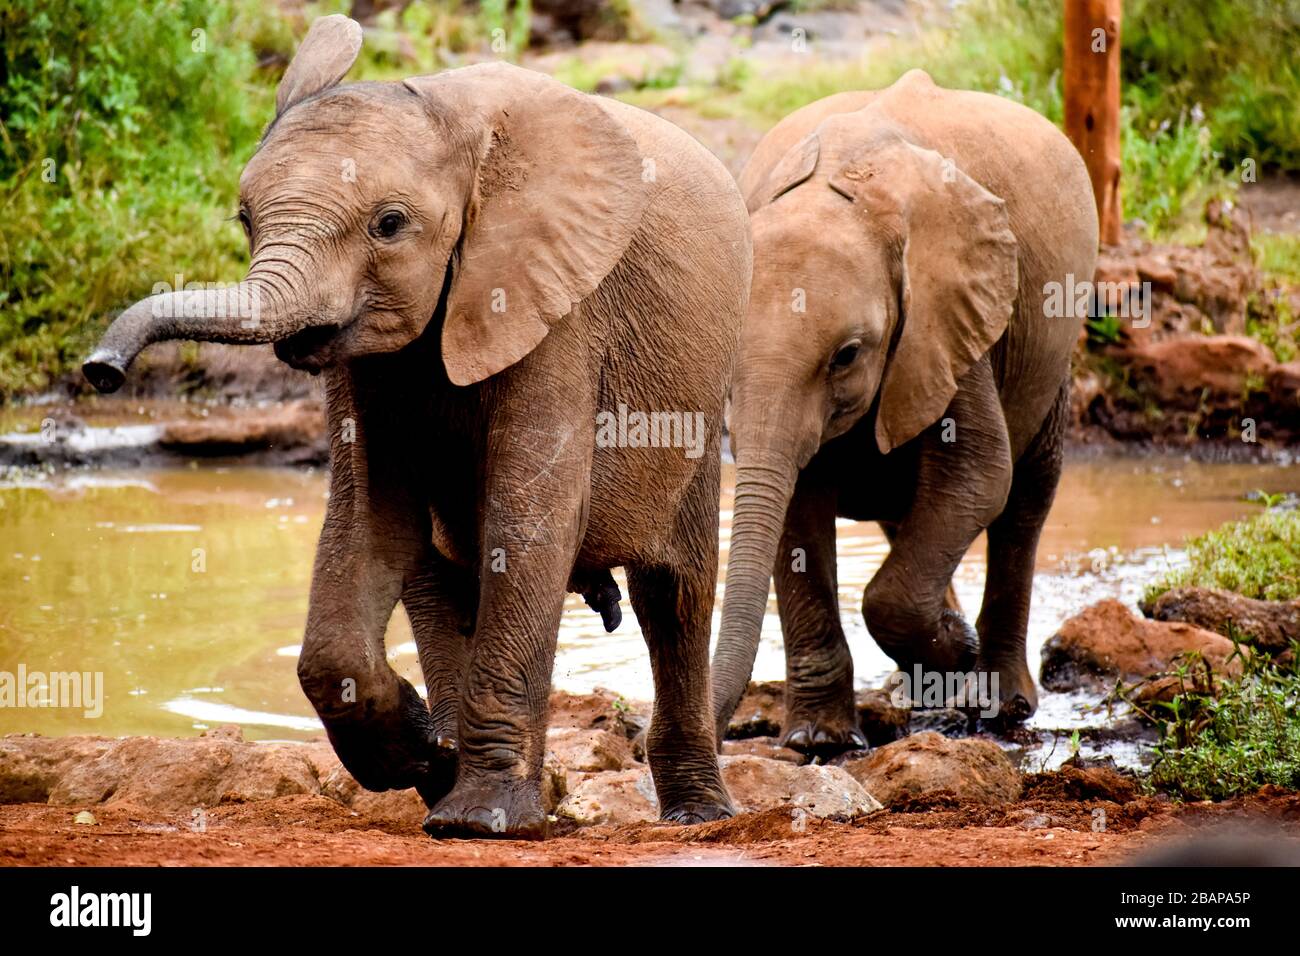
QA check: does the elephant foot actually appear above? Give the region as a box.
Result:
[924,608,980,674]
[973,655,1038,728]
[661,799,734,826]
[422,777,548,840]
[781,713,867,759]
[322,679,458,807]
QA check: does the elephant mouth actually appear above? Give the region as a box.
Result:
[274,324,342,372]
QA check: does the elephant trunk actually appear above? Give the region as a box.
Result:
[711,442,799,747]
[83,277,328,394]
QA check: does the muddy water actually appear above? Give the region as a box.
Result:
[1,456,1295,744]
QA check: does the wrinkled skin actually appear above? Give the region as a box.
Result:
[711,71,1098,757]
[84,17,750,837]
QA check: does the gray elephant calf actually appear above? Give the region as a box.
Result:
[84,16,751,837]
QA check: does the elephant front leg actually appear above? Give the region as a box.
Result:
[774,475,864,758]
[863,358,1012,702]
[401,553,479,807]
[423,422,593,840]
[297,512,447,806]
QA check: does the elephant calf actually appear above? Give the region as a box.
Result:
[711,71,1098,755]
[84,16,751,836]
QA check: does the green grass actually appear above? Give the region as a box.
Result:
[1145,640,1300,801]
[1145,508,1300,603]
[1254,233,1300,285]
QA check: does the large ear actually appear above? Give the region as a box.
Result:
[829,133,1018,453]
[275,15,363,116]
[405,64,650,386]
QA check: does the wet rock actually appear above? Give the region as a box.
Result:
[724,680,911,745]
[1040,599,1242,693]
[720,736,804,764]
[841,732,1021,807]
[725,681,784,739]
[160,399,324,460]
[721,755,881,819]
[855,688,911,746]
[907,707,973,738]
[1141,586,1299,654]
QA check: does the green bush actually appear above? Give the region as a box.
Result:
[1145,508,1300,603]
[0,0,281,395]
[1146,641,1300,801]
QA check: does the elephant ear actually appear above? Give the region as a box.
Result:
[275,15,363,116]
[749,132,820,212]
[829,133,1018,453]
[405,64,650,386]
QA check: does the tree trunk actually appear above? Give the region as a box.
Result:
[1064,0,1123,246]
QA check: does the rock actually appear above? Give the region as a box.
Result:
[548,688,647,739]
[1268,361,1300,413]
[555,768,659,826]
[1021,763,1139,803]
[73,810,97,825]
[545,727,635,773]
[855,688,911,746]
[907,707,973,738]
[842,732,1021,807]
[160,400,324,458]
[725,681,784,739]
[1123,335,1275,407]
[1142,586,1300,654]
[554,754,882,827]
[1040,600,1242,692]
[721,755,881,819]
[0,735,116,804]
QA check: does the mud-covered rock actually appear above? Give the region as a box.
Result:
[1122,335,1275,408]
[724,680,912,745]
[555,768,659,825]
[1040,599,1242,692]
[160,399,324,460]
[0,735,116,804]
[725,681,785,739]
[841,732,1021,807]
[1141,586,1299,654]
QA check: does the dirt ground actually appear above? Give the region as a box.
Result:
[5,784,1299,867]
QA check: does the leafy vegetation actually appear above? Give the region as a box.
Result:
[1144,640,1300,801]
[1145,507,1300,603]
[1,0,1297,396]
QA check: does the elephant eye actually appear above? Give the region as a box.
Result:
[373,210,407,239]
[237,208,252,236]
[831,341,862,370]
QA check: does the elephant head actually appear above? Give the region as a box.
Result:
[83,15,648,393]
[711,113,1019,738]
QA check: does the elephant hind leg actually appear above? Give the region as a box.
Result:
[627,457,733,824]
[975,380,1069,725]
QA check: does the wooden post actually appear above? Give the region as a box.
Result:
[1063,0,1123,245]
